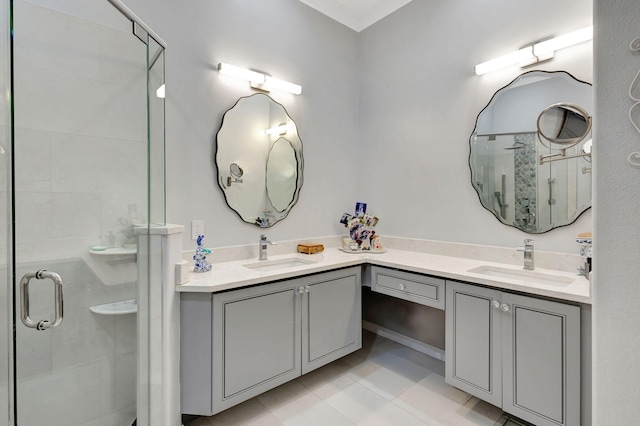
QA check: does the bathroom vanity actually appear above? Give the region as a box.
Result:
[178,245,589,425]
[445,281,580,426]
[180,267,361,415]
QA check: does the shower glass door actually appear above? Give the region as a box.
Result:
[7,0,165,424]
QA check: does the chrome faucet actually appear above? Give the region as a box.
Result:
[516,239,535,270]
[259,234,277,260]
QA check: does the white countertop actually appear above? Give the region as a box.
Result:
[177,247,591,304]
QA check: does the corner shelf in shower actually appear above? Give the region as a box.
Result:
[89,298,137,315]
[88,247,137,263]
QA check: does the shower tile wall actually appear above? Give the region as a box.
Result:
[14,1,147,255]
[12,2,146,424]
[513,134,537,233]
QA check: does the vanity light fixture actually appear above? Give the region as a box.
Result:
[474,47,537,76]
[218,62,265,84]
[218,62,302,95]
[533,27,593,58]
[260,76,302,95]
[474,26,593,76]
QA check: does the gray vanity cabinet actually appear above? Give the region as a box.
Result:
[445,283,503,406]
[445,281,580,426]
[212,278,302,414]
[180,266,361,416]
[301,268,362,374]
[370,266,445,309]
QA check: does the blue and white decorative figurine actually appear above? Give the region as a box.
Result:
[338,202,383,252]
[575,233,592,278]
[193,234,212,273]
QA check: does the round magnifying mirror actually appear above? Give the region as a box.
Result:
[230,163,244,179]
[537,103,592,148]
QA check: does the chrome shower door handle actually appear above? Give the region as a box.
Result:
[20,269,64,331]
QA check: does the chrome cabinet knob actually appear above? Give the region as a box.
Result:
[492,300,501,309]
[501,303,510,312]
[399,283,406,290]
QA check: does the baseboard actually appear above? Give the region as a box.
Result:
[362,320,445,362]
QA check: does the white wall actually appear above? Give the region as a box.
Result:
[124,0,361,249]
[123,0,595,254]
[593,0,640,422]
[358,0,593,254]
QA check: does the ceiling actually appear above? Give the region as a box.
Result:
[299,0,413,32]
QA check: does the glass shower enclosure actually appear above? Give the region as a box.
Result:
[1,0,165,424]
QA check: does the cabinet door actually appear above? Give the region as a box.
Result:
[501,293,580,426]
[445,281,502,407]
[301,267,362,374]
[212,279,301,414]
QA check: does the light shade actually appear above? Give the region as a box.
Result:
[218,62,302,95]
[533,26,593,57]
[475,26,593,76]
[475,47,536,76]
[218,62,265,84]
[262,76,302,95]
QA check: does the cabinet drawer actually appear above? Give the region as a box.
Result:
[371,266,445,309]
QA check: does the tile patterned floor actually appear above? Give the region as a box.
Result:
[185,331,519,426]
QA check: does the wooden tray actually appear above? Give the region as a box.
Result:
[297,244,325,254]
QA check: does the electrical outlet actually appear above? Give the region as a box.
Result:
[191,220,205,240]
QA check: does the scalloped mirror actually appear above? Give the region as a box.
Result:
[469,70,593,233]
[216,93,303,227]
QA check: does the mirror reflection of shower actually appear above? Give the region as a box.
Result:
[469,71,592,233]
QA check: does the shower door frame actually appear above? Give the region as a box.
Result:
[106,2,168,424]
[2,0,15,423]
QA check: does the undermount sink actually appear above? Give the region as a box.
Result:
[243,257,318,272]
[467,265,575,286]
